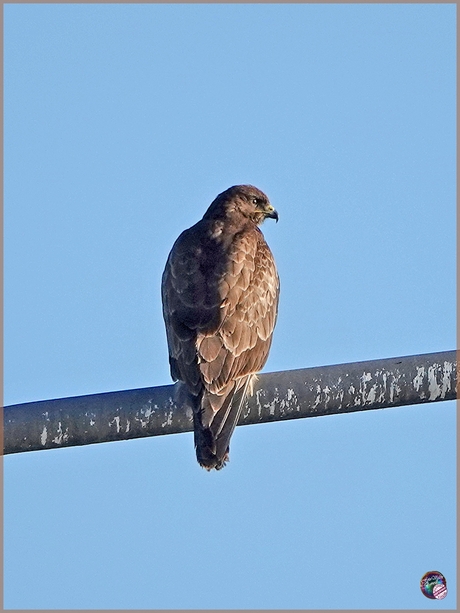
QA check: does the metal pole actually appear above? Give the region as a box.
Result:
[3,350,457,455]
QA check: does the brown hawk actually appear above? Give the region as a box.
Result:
[161,185,279,470]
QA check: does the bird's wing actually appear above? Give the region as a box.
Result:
[197,226,279,395]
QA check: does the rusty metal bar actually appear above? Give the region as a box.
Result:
[3,350,456,455]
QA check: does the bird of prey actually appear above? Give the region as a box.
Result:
[161,185,279,470]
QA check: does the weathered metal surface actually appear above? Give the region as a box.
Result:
[242,350,457,425]
[3,350,456,455]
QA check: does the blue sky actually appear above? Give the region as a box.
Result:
[4,3,456,609]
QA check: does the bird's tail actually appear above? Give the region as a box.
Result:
[194,375,253,470]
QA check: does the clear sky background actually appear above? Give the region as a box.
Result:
[4,3,456,610]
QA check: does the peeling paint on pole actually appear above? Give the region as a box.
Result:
[3,350,457,455]
[241,351,457,426]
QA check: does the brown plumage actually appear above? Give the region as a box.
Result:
[161,185,279,470]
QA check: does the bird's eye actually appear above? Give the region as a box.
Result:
[251,198,259,205]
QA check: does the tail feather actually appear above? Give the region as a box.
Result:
[194,375,252,470]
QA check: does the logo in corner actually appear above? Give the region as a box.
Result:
[420,571,447,600]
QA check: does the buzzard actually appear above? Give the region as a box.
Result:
[161,185,279,470]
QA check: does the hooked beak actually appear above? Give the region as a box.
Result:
[265,205,279,222]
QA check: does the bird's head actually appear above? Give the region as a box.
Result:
[204,185,279,226]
